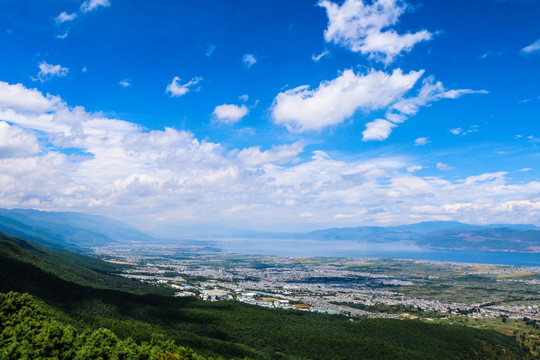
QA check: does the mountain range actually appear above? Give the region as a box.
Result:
[0,208,539,253]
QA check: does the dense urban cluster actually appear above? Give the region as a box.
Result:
[93,243,540,321]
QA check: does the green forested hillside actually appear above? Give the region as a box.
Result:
[0,232,531,359]
[0,292,213,360]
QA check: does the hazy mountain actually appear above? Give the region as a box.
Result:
[0,208,157,251]
[297,221,472,241]
[1,208,539,253]
[417,227,540,253]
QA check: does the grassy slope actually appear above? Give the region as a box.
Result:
[0,232,531,360]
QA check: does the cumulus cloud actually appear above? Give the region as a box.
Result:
[55,11,77,24]
[272,68,422,132]
[166,76,202,97]
[213,104,248,124]
[0,121,39,158]
[81,0,110,13]
[0,81,62,113]
[521,38,540,54]
[1,80,540,229]
[318,0,433,63]
[242,54,257,67]
[34,62,69,82]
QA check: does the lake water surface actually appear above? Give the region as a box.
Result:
[216,239,540,267]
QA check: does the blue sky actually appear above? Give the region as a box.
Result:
[0,0,539,232]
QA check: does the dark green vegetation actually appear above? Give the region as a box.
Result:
[0,231,532,359]
[0,292,207,360]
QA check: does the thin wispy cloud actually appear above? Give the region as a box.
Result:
[312,50,330,62]
[81,0,111,13]
[480,50,503,59]
[414,137,430,146]
[33,62,69,82]
[437,162,454,171]
[119,79,132,87]
[55,11,77,24]
[56,31,69,40]
[242,54,257,67]
[206,44,216,57]
[521,38,540,54]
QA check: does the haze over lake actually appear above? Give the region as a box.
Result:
[217,239,540,267]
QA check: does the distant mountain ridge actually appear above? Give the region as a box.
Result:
[0,208,157,251]
[417,227,540,253]
[296,222,540,253]
[1,208,539,253]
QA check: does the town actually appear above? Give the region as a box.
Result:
[92,242,540,321]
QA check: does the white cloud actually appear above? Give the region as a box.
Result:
[362,119,396,141]
[521,38,540,54]
[165,76,202,97]
[0,81,62,113]
[56,31,69,40]
[238,94,249,102]
[34,62,69,82]
[2,80,540,230]
[213,104,248,124]
[272,68,422,132]
[82,66,88,73]
[0,121,39,158]
[312,49,330,62]
[407,165,422,173]
[318,0,433,63]
[55,11,77,24]
[81,0,110,13]
[335,213,355,219]
[242,54,257,67]
[362,77,487,141]
[237,142,303,167]
[436,162,454,171]
[449,125,479,136]
[414,137,430,146]
[480,50,503,59]
[119,79,132,87]
[205,44,216,57]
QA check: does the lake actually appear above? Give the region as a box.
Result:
[216,239,540,267]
